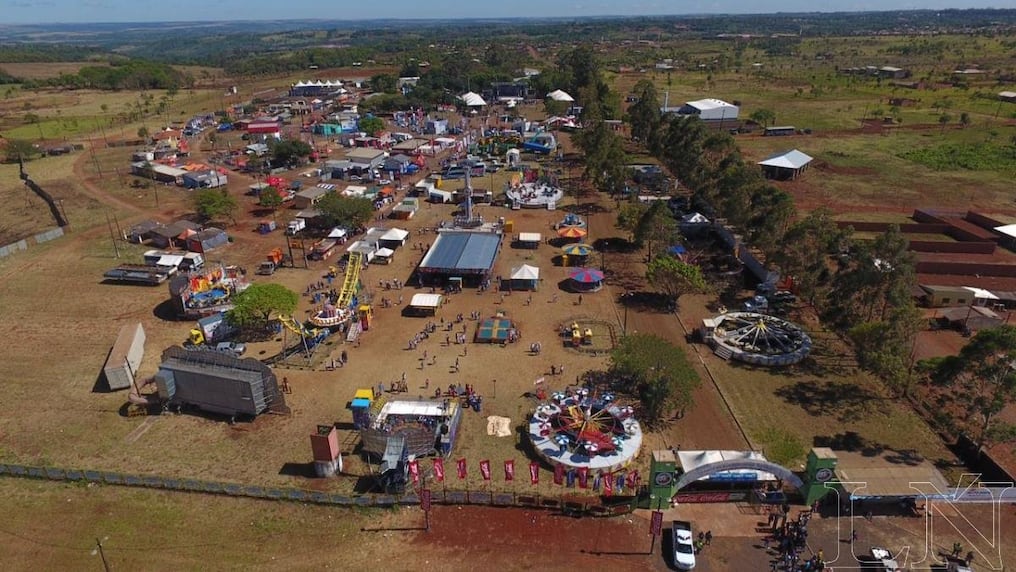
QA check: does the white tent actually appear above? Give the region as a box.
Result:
[380,228,410,244]
[510,264,540,280]
[546,89,575,102]
[327,227,348,239]
[459,92,487,107]
[375,247,395,258]
[410,293,444,308]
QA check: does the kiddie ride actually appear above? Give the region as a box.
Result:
[170,264,249,319]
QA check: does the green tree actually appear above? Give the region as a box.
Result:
[358,116,385,137]
[932,325,1016,449]
[609,333,701,426]
[749,108,777,128]
[226,283,299,334]
[959,112,971,128]
[938,113,952,134]
[848,303,924,398]
[544,98,568,117]
[746,185,795,258]
[369,73,398,94]
[615,201,648,242]
[269,139,313,167]
[645,255,708,306]
[626,79,662,146]
[193,189,238,224]
[317,193,374,229]
[769,208,852,307]
[2,139,38,163]
[137,126,149,140]
[828,225,916,326]
[634,200,678,259]
[258,186,284,218]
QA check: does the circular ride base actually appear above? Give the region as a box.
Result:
[527,391,643,474]
[558,317,617,355]
[506,183,564,208]
[707,311,812,366]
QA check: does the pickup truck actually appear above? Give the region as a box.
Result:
[672,521,696,570]
[215,341,247,357]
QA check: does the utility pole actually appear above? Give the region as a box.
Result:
[105,212,120,259]
[94,538,110,572]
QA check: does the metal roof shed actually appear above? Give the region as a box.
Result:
[418,231,501,283]
[758,149,814,180]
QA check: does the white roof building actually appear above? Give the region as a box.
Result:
[676,98,739,121]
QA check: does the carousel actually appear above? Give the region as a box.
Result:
[702,311,812,366]
[505,181,564,208]
[309,303,353,328]
[527,388,643,473]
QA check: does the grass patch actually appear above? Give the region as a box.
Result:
[899,141,1016,174]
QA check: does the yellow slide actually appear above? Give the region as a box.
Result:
[337,251,362,308]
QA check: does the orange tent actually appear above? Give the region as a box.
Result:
[557,227,588,239]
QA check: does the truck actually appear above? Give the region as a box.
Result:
[257,248,287,275]
[286,218,306,235]
[671,521,696,570]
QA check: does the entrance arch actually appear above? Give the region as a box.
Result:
[674,458,804,491]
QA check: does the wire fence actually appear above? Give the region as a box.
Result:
[0,462,637,517]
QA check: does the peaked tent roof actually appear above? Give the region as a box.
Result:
[459,92,487,106]
[510,264,540,280]
[546,89,575,102]
[758,149,814,170]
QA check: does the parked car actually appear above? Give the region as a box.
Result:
[672,521,696,570]
[215,341,247,357]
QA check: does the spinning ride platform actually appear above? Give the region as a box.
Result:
[527,389,642,473]
[703,311,811,366]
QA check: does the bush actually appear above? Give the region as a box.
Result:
[899,142,1016,173]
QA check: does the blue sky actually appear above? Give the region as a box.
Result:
[1,0,1012,24]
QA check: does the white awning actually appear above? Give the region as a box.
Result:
[510,264,540,280]
[375,247,395,257]
[518,232,542,242]
[458,92,487,106]
[328,227,348,239]
[410,293,443,308]
[546,89,574,102]
[380,228,410,242]
[157,255,184,267]
[994,223,1016,239]
[963,286,999,300]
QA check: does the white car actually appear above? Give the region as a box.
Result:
[672,521,696,570]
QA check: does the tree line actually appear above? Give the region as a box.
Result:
[19,60,193,91]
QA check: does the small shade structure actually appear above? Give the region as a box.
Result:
[507,264,540,291]
[569,267,605,292]
[407,293,444,317]
[459,92,487,107]
[557,226,588,240]
[562,243,594,257]
[758,149,813,180]
[373,247,395,264]
[547,89,575,102]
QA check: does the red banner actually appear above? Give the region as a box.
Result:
[504,460,515,482]
[456,458,467,479]
[650,511,664,536]
[578,467,589,489]
[529,461,539,485]
[408,459,420,484]
[479,459,491,481]
[553,463,564,485]
[626,470,640,489]
[433,458,445,482]
[604,471,613,497]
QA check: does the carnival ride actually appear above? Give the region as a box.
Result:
[506,181,564,208]
[522,132,557,154]
[703,311,812,366]
[528,388,643,473]
[170,265,249,319]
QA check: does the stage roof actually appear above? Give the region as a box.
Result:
[833,450,951,499]
[420,231,500,274]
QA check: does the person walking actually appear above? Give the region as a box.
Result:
[850,529,858,544]
[705,530,712,545]
[577,294,583,305]
[952,542,963,557]
[340,350,348,365]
